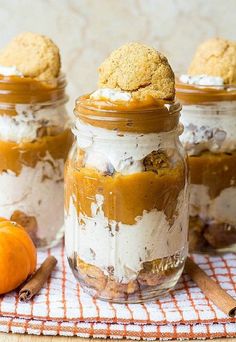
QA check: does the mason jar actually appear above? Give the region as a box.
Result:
[65,95,189,303]
[0,74,72,248]
[176,82,236,252]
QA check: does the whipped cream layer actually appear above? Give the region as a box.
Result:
[74,119,178,175]
[0,153,64,243]
[90,88,132,102]
[190,184,236,226]
[180,101,236,155]
[0,65,23,77]
[180,74,224,86]
[0,104,69,143]
[65,191,188,283]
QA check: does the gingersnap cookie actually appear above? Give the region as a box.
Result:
[98,42,175,101]
[188,37,236,84]
[0,32,61,81]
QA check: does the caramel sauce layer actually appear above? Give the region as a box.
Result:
[0,75,67,115]
[189,151,236,198]
[65,162,185,225]
[0,129,73,175]
[75,95,181,133]
[176,81,236,105]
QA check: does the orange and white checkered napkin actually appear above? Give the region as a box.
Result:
[0,243,235,340]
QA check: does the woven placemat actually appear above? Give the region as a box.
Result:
[0,242,235,339]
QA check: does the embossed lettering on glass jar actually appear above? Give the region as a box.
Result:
[65,95,189,303]
[0,74,72,248]
[177,82,236,252]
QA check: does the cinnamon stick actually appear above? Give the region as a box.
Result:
[19,256,57,302]
[185,256,236,317]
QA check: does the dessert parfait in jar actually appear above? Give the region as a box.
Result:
[65,43,189,303]
[176,38,236,252]
[0,33,72,248]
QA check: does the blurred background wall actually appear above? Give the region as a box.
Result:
[0,0,235,110]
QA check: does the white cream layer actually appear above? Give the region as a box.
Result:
[65,191,188,283]
[180,74,224,86]
[180,101,236,155]
[0,65,23,77]
[0,104,69,143]
[90,88,132,102]
[190,184,236,225]
[0,153,64,241]
[74,119,178,175]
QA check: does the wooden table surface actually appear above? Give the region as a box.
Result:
[0,334,235,341]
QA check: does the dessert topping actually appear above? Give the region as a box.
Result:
[98,42,175,101]
[0,65,23,77]
[188,37,236,84]
[90,88,132,102]
[0,32,61,81]
[180,74,224,86]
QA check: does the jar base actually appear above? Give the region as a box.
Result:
[189,216,236,253]
[72,263,184,304]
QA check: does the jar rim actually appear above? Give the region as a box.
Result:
[0,72,68,105]
[175,77,236,104]
[73,94,181,134]
[75,94,182,116]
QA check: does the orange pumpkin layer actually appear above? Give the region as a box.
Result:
[65,163,185,225]
[0,218,36,295]
[189,151,236,199]
[0,129,73,175]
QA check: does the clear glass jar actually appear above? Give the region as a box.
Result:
[176,82,236,252]
[0,74,72,248]
[65,96,189,303]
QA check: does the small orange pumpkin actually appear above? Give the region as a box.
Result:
[0,217,37,295]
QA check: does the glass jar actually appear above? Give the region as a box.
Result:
[176,82,236,252]
[0,74,72,248]
[65,95,189,303]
